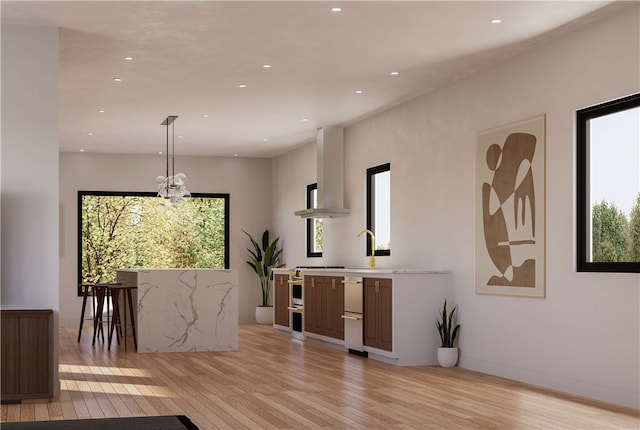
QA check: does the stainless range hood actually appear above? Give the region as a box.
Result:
[294,127,350,218]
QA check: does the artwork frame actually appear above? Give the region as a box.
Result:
[476,115,546,298]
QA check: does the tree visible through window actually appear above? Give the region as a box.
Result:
[306,183,323,257]
[78,191,229,294]
[577,93,640,272]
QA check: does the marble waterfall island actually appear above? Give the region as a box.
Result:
[117,269,238,353]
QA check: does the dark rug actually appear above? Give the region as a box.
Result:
[1,415,199,430]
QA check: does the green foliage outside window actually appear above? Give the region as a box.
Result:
[80,193,227,288]
[627,194,640,262]
[591,194,640,263]
[314,218,323,253]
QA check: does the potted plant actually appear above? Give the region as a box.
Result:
[436,298,461,367]
[243,229,284,324]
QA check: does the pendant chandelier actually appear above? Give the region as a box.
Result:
[156,115,190,208]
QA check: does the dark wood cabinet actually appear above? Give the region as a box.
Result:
[274,273,290,327]
[1,309,54,403]
[304,275,344,340]
[364,278,392,351]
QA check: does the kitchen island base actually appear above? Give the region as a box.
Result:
[117,269,238,353]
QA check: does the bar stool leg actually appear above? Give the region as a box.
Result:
[108,289,121,351]
[126,288,137,350]
[92,286,107,345]
[77,285,89,343]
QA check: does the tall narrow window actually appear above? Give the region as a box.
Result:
[366,163,391,256]
[577,93,640,272]
[306,183,323,257]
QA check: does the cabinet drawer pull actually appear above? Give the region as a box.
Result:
[375,280,380,293]
[341,315,363,321]
[340,280,362,284]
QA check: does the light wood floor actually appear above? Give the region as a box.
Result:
[1,324,638,429]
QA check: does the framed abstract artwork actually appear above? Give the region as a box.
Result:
[476,115,546,298]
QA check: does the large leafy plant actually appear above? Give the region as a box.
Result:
[436,299,460,348]
[243,229,284,307]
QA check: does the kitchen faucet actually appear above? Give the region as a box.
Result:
[357,229,376,269]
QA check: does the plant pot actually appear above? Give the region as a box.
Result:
[255,305,274,325]
[437,347,459,367]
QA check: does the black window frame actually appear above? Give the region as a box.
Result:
[77,190,230,295]
[366,163,391,257]
[576,92,640,273]
[306,183,322,258]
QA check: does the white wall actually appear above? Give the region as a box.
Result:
[59,153,272,325]
[273,6,640,408]
[1,24,60,393]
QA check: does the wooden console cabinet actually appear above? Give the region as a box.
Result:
[1,309,54,403]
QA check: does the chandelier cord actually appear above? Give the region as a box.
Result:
[172,120,175,181]
[165,118,170,182]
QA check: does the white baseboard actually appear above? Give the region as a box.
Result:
[461,356,639,410]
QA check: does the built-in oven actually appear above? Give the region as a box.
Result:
[288,270,305,340]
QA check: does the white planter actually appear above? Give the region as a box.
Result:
[255,306,274,325]
[437,347,459,367]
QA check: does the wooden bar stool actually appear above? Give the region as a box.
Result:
[77,283,111,344]
[107,284,137,351]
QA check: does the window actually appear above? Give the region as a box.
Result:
[78,191,229,294]
[577,93,640,272]
[306,183,323,257]
[366,163,391,256]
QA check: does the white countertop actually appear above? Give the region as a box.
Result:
[117,268,233,272]
[273,268,450,275]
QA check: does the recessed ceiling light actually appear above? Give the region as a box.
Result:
[124,56,134,61]
[491,18,502,24]
[390,71,399,76]
[97,109,105,113]
[177,135,183,139]
[87,132,93,136]
[79,149,85,152]
[331,6,342,12]
[262,64,271,69]
[301,118,309,122]
[238,84,247,88]
[263,138,269,142]
[202,114,209,118]
[113,77,123,82]
[158,151,163,155]
[355,90,363,94]
[233,153,239,157]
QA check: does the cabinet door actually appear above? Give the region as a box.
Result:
[364,280,378,348]
[20,315,52,396]
[316,276,332,337]
[304,277,321,334]
[274,274,290,327]
[364,278,392,351]
[376,280,393,351]
[1,316,20,395]
[305,275,344,339]
[325,277,344,340]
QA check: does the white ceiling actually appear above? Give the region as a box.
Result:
[1,1,626,157]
